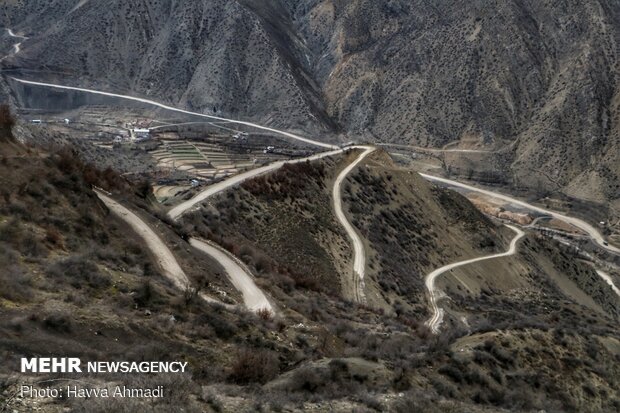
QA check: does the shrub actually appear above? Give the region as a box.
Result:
[0,263,32,302]
[43,312,72,333]
[289,366,325,392]
[228,348,279,384]
[133,280,155,308]
[46,256,111,289]
[197,311,238,340]
[44,226,65,249]
[0,104,15,140]
[438,364,464,383]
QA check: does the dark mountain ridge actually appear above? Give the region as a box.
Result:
[2,0,619,202]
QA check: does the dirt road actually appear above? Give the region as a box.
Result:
[95,191,190,291]
[425,225,525,334]
[332,146,376,303]
[595,269,620,297]
[190,238,273,312]
[168,148,344,219]
[2,28,28,61]
[420,173,620,255]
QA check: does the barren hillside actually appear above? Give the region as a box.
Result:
[3,0,619,202]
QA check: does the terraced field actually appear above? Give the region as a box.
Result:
[150,139,288,181]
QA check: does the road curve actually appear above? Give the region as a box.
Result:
[425,225,525,334]
[2,28,28,61]
[95,191,233,308]
[332,146,376,303]
[190,238,274,312]
[10,78,339,150]
[168,148,344,219]
[420,173,620,255]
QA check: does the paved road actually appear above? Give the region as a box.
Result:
[190,238,273,312]
[332,146,376,303]
[168,148,344,219]
[10,78,339,150]
[420,173,620,255]
[425,225,525,334]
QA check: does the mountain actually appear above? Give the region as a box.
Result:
[1,3,620,411]
[0,109,618,411]
[2,0,619,202]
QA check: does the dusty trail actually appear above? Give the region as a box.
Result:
[2,28,28,61]
[96,191,189,290]
[168,148,344,219]
[595,270,620,297]
[425,225,525,334]
[95,191,233,308]
[332,146,376,303]
[190,238,274,312]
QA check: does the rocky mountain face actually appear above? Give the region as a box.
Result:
[2,0,619,200]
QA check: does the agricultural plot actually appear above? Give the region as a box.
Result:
[150,139,288,181]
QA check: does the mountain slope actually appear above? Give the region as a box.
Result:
[3,0,619,202]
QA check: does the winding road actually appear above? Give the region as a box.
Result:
[168,148,344,219]
[425,225,525,334]
[420,173,620,255]
[95,191,190,291]
[332,146,376,303]
[95,190,262,311]
[10,78,339,150]
[190,238,273,312]
[2,28,28,61]
[13,78,377,310]
[18,77,620,324]
[595,269,620,297]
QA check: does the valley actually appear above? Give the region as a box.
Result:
[0,2,619,412]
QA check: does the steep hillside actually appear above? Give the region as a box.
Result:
[342,151,513,311]
[3,0,619,202]
[176,149,510,309]
[1,0,330,133]
[1,116,618,411]
[344,151,618,330]
[170,148,619,412]
[0,123,292,412]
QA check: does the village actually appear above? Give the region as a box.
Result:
[19,104,315,203]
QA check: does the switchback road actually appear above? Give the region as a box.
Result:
[190,238,273,312]
[332,146,376,303]
[425,225,525,334]
[420,173,620,255]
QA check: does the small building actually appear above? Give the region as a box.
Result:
[134,128,150,140]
